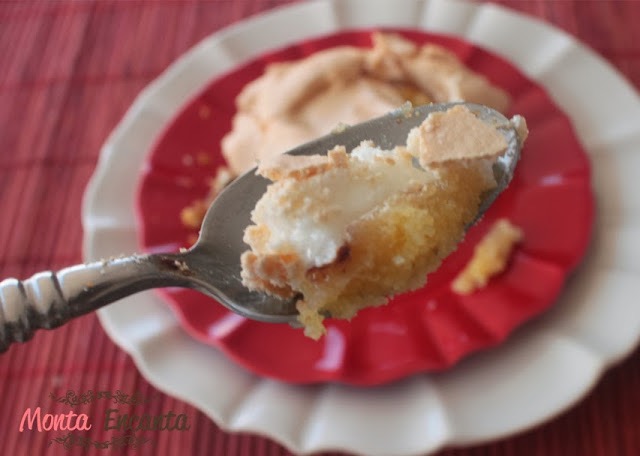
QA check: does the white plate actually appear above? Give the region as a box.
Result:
[82,0,640,454]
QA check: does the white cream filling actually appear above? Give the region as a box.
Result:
[251,143,435,267]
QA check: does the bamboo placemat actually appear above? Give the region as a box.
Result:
[0,1,638,455]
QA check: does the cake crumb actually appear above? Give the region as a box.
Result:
[174,260,190,272]
[199,104,211,119]
[452,219,523,295]
[176,176,194,188]
[196,152,211,166]
[180,200,208,229]
[182,154,194,166]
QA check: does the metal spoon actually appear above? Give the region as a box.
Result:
[0,102,522,352]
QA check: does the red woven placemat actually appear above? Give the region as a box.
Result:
[0,1,638,455]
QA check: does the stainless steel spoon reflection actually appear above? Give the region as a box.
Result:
[0,102,522,352]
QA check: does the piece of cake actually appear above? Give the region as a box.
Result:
[452,218,524,295]
[241,105,527,339]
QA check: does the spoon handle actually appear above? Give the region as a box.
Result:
[0,254,192,353]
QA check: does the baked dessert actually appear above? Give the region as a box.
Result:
[181,32,511,229]
[241,105,528,339]
[452,218,524,295]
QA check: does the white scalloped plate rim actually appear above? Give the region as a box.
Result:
[81,0,640,455]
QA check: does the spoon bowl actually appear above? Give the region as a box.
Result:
[0,102,521,352]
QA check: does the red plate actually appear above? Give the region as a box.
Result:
[136,29,594,385]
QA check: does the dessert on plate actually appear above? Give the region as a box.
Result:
[241,105,528,339]
[180,32,511,228]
